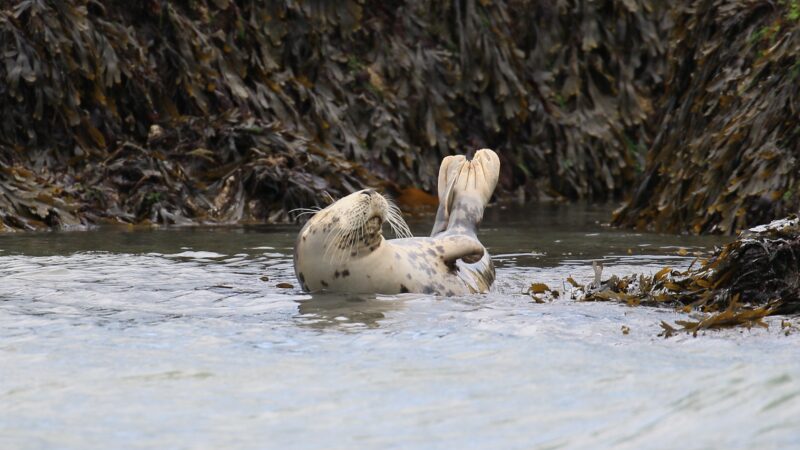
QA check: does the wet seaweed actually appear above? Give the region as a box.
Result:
[528,281,559,303]
[0,0,670,230]
[582,216,800,335]
[614,0,800,234]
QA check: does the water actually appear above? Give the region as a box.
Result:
[1,204,799,449]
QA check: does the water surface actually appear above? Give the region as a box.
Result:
[2,205,799,449]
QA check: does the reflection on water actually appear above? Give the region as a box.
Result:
[296,294,409,330]
[1,204,799,449]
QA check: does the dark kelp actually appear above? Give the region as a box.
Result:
[613,1,800,234]
[582,216,800,335]
[0,0,669,230]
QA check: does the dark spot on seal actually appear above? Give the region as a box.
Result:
[342,269,350,277]
[321,280,329,287]
[302,283,309,291]
[351,251,357,256]
[302,236,306,241]
[395,253,401,260]
[406,273,412,280]
[423,286,434,294]
[298,272,305,283]
[427,249,436,257]
[446,290,455,296]
[334,270,340,278]
[367,275,371,279]
[436,245,445,254]
[369,245,377,252]
[400,284,409,293]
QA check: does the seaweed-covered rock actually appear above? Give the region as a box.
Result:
[584,215,800,334]
[0,0,669,229]
[614,1,800,234]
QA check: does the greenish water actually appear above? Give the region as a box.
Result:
[1,204,799,449]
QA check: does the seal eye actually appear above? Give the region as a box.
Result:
[361,189,374,197]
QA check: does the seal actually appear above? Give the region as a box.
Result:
[293,148,500,295]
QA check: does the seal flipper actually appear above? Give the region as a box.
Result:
[431,155,466,236]
[431,149,500,237]
[438,235,485,266]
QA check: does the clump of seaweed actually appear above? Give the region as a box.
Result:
[582,216,800,336]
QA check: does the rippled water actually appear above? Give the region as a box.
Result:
[2,204,799,449]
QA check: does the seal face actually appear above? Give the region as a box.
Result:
[293,148,500,295]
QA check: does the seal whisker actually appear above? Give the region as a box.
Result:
[292,211,320,219]
[388,213,411,239]
[386,201,412,239]
[288,207,323,222]
[338,232,354,263]
[342,227,357,262]
[289,207,322,214]
[322,191,336,205]
[324,225,348,263]
[347,225,360,260]
[357,221,364,254]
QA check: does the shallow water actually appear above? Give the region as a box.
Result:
[1,204,799,449]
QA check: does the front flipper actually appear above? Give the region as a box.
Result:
[438,235,485,266]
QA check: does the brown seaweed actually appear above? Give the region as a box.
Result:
[614,1,800,234]
[0,0,670,230]
[582,215,800,335]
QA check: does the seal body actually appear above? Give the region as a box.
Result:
[293,149,500,295]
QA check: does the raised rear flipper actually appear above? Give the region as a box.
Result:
[431,149,500,236]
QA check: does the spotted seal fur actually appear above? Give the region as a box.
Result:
[293,148,500,295]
